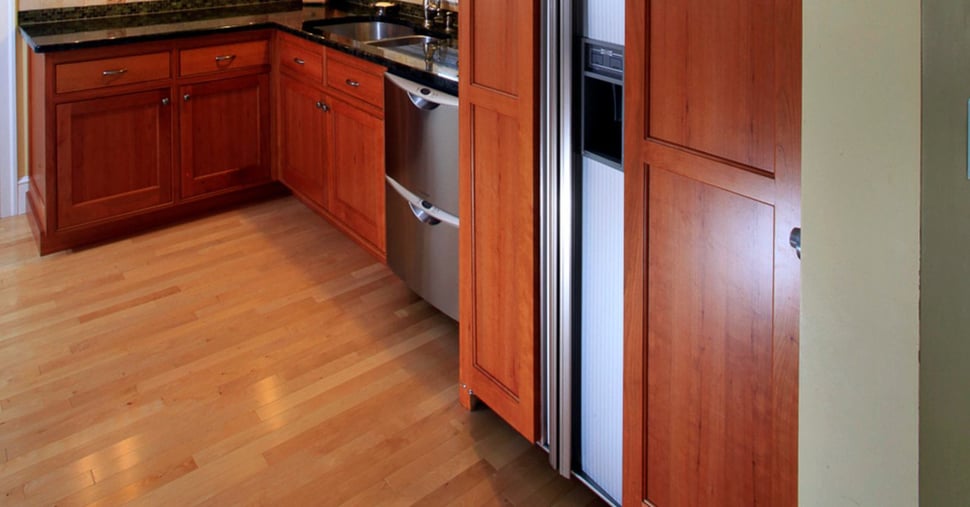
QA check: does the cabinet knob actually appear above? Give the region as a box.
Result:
[183,94,191,102]
[293,57,305,65]
[161,97,170,106]
[315,101,330,112]
[789,227,801,259]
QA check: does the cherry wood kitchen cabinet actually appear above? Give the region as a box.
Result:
[179,74,271,199]
[328,96,386,255]
[458,0,540,442]
[26,31,277,254]
[178,35,271,199]
[54,88,174,229]
[623,0,802,505]
[275,32,387,261]
[278,73,330,208]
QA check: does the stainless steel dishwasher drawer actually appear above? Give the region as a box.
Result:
[384,73,460,321]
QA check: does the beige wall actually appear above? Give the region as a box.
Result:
[801,0,921,506]
[920,1,970,504]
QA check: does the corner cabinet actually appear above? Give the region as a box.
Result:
[458,0,540,442]
[26,30,276,254]
[275,32,387,261]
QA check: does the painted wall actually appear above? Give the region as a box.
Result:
[2,0,18,217]
[801,0,921,505]
[921,1,970,504]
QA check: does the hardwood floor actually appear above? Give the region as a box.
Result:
[0,197,603,507]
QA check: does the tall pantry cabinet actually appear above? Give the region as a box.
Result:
[623,1,802,506]
[459,0,803,505]
[458,0,541,442]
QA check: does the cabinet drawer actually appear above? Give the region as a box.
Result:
[325,51,384,108]
[279,40,323,83]
[179,40,269,77]
[55,52,170,94]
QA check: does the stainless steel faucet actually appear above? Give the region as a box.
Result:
[423,0,441,29]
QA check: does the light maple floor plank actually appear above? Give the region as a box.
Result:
[0,198,604,507]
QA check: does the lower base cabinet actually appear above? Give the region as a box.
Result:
[55,88,175,229]
[328,97,385,256]
[180,73,271,199]
[276,35,387,261]
[278,74,329,208]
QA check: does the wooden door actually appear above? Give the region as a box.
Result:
[623,1,801,506]
[55,88,174,229]
[279,75,329,208]
[328,96,386,254]
[179,73,270,199]
[458,0,540,442]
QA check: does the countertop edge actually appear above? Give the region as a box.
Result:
[19,9,459,96]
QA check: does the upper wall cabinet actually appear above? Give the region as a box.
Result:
[458,0,541,442]
[624,1,802,505]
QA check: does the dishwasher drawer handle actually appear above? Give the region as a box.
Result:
[408,202,441,226]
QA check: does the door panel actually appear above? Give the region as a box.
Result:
[278,75,329,208]
[55,89,174,229]
[624,0,801,505]
[647,0,777,173]
[329,97,386,254]
[459,0,539,442]
[180,73,270,199]
[645,167,775,506]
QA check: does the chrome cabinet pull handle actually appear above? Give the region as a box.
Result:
[102,68,128,77]
[345,79,360,88]
[789,227,801,259]
[214,54,236,62]
[293,57,305,65]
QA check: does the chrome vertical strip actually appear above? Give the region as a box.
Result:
[554,0,575,478]
[539,0,556,452]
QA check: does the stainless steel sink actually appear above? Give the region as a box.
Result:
[368,35,445,48]
[312,21,417,42]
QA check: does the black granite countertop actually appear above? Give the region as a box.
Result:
[18,1,458,95]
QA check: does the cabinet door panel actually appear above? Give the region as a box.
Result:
[329,97,385,253]
[624,0,801,505]
[56,89,174,229]
[180,73,270,199]
[279,75,328,207]
[459,0,539,442]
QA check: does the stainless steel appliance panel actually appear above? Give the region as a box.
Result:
[385,73,460,321]
[384,73,459,216]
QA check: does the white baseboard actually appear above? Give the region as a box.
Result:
[17,176,28,215]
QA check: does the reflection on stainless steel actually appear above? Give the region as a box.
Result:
[311,20,417,41]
